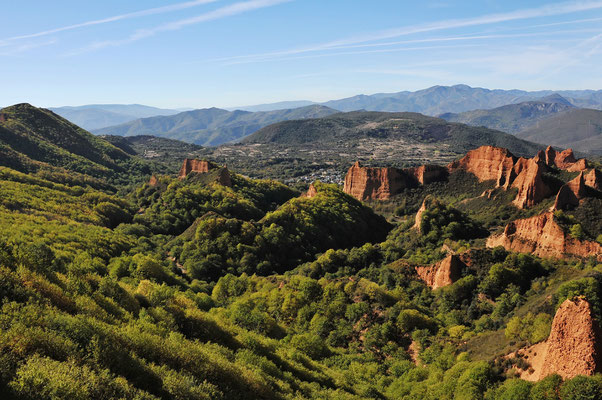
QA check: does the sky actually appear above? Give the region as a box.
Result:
[1,0,602,109]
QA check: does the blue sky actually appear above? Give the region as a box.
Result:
[1,0,602,108]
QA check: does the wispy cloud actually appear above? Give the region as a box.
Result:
[69,0,292,55]
[212,0,602,64]
[0,0,220,46]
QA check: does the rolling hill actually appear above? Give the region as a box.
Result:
[439,94,575,134]
[242,111,544,157]
[516,108,602,155]
[0,103,149,188]
[50,104,181,130]
[93,105,338,146]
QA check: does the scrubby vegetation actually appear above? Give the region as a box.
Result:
[1,105,602,399]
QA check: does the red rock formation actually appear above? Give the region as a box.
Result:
[552,172,588,210]
[343,162,446,201]
[585,168,602,191]
[0,113,6,123]
[406,164,448,185]
[487,212,602,261]
[343,162,407,200]
[148,175,159,187]
[448,145,518,187]
[413,197,430,232]
[447,146,552,209]
[302,183,318,198]
[511,158,552,208]
[539,297,602,380]
[415,254,465,289]
[178,159,214,178]
[544,146,588,172]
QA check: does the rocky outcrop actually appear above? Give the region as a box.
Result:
[539,297,602,380]
[487,212,602,261]
[406,165,448,185]
[302,183,318,198]
[344,162,446,201]
[585,168,602,191]
[148,175,159,187]
[343,162,404,200]
[544,146,588,172]
[178,159,214,178]
[510,158,551,208]
[448,146,517,187]
[415,254,465,289]
[447,146,552,209]
[177,158,231,186]
[552,172,588,210]
[0,113,6,123]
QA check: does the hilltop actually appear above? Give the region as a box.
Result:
[243,111,543,156]
[439,94,575,134]
[517,108,602,154]
[93,105,338,146]
[0,103,150,188]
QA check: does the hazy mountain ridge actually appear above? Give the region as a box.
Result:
[439,94,576,134]
[93,105,339,146]
[517,108,602,154]
[50,104,182,130]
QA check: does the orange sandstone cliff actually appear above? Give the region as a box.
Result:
[487,212,602,261]
[178,159,214,178]
[415,254,465,289]
[552,172,588,210]
[447,146,551,209]
[585,168,602,191]
[343,162,446,201]
[544,146,588,172]
[302,183,318,198]
[178,158,231,186]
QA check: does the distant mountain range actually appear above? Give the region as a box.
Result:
[49,84,602,151]
[439,94,575,134]
[49,104,182,130]
[92,105,338,146]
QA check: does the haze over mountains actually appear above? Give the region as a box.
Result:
[46,84,602,153]
[93,105,338,146]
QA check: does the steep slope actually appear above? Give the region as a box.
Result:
[517,108,602,154]
[50,104,181,130]
[243,111,543,157]
[0,103,148,187]
[439,95,575,134]
[94,105,339,146]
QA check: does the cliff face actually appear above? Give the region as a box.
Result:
[544,146,588,172]
[552,172,588,210]
[539,298,602,380]
[302,183,318,198]
[343,162,447,201]
[447,146,551,209]
[415,254,465,289]
[178,159,214,178]
[487,212,602,261]
[148,175,159,187]
[177,158,231,187]
[585,168,602,191]
[510,158,551,208]
[447,145,517,187]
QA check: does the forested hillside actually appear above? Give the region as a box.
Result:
[0,104,602,400]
